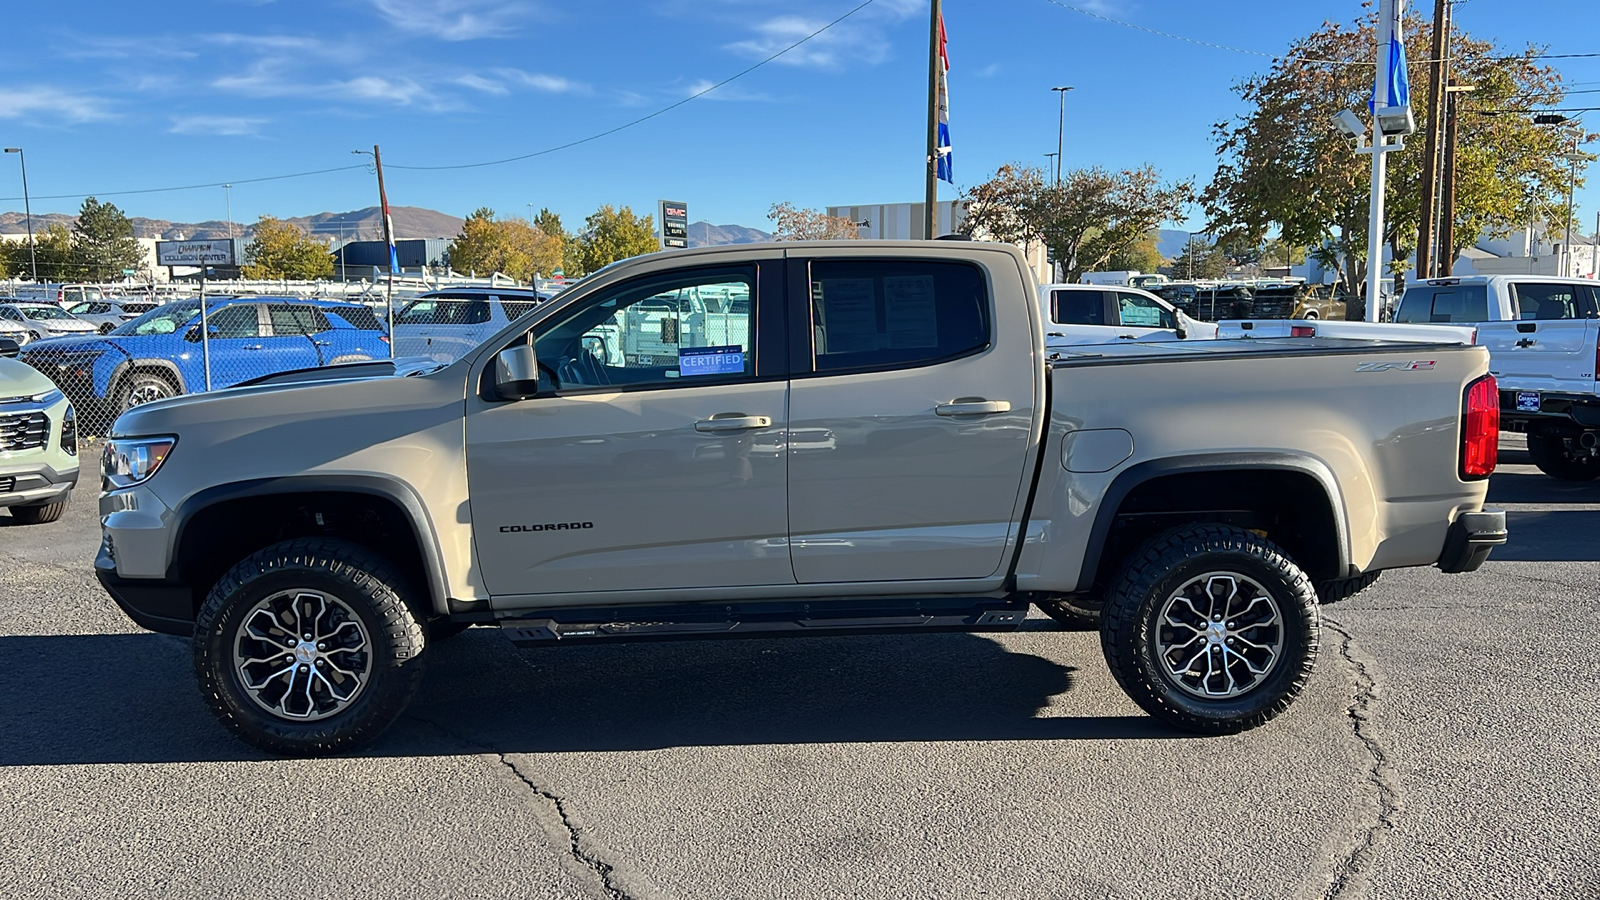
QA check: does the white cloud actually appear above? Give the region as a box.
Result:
[684,79,771,102]
[454,73,509,95]
[722,2,920,71]
[975,63,1000,78]
[169,115,268,136]
[0,87,115,123]
[366,0,534,41]
[503,70,580,94]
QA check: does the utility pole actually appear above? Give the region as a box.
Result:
[223,183,234,240]
[354,144,399,356]
[1415,0,1450,278]
[4,148,37,283]
[924,0,942,240]
[1052,86,1073,184]
[1438,81,1475,275]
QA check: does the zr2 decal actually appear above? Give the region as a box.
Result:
[1356,360,1436,372]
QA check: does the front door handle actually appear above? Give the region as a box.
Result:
[695,413,771,433]
[936,399,1012,416]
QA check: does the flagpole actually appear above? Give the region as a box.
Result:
[373,143,398,357]
[924,0,941,240]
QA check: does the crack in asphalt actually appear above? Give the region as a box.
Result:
[1321,616,1402,900]
[408,715,654,900]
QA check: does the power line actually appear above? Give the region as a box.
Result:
[1,0,880,202]
[389,0,878,172]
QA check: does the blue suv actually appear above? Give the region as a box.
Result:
[21,297,390,430]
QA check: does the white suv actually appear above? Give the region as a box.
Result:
[1394,275,1600,479]
[0,338,78,523]
[392,288,551,363]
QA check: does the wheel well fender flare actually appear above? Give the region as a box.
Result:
[168,474,451,616]
[1077,452,1352,591]
[109,358,187,397]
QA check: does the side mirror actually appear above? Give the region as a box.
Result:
[493,341,539,400]
[0,337,18,358]
[1173,311,1190,340]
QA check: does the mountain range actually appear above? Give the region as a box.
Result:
[0,206,774,247]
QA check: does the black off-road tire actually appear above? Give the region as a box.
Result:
[1036,596,1103,629]
[8,498,68,524]
[1526,433,1600,481]
[193,538,427,756]
[1100,524,1320,735]
[1316,570,1381,605]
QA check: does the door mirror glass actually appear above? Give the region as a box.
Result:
[0,337,18,358]
[494,341,540,400]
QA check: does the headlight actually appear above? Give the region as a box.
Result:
[103,436,177,489]
[61,406,77,456]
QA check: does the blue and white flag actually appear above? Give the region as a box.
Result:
[936,13,953,184]
[1371,0,1415,136]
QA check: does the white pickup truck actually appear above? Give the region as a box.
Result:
[1394,275,1600,480]
[95,241,1507,755]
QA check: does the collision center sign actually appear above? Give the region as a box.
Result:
[156,240,236,267]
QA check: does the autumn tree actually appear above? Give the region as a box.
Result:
[6,224,78,282]
[242,216,333,279]
[446,207,564,282]
[575,204,657,275]
[767,202,862,240]
[532,207,575,273]
[1103,228,1164,273]
[1203,13,1584,294]
[962,164,1192,282]
[73,197,143,281]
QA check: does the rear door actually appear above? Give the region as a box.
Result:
[266,303,340,368]
[1112,289,1182,340]
[1479,282,1599,395]
[197,303,282,387]
[786,253,1038,584]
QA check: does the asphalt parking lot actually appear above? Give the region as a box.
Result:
[2,434,1596,900]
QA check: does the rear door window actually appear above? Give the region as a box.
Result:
[1115,291,1175,328]
[1512,283,1597,320]
[267,304,332,335]
[1051,289,1107,325]
[1394,284,1490,323]
[807,260,989,373]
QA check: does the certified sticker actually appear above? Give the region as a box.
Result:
[679,345,746,377]
[1516,391,1540,412]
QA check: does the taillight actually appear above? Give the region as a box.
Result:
[1290,325,1316,337]
[1460,374,1499,480]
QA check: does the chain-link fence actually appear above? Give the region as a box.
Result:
[14,295,399,437]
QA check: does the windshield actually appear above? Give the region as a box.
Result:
[21,305,72,320]
[111,300,200,336]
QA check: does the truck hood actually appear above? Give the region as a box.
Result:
[112,356,465,444]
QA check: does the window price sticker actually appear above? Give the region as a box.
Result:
[678,345,746,377]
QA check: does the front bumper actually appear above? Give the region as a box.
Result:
[1437,509,1508,574]
[94,539,194,636]
[0,463,77,508]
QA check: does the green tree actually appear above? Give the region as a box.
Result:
[1259,237,1307,269]
[1171,236,1227,280]
[532,208,577,274]
[73,197,143,281]
[1103,228,1164,272]
[242,216,333,279]
[575,204,657,275]
[1203,13,1584,292]
[961,164,1192,282]
[446,208,564,282]
[767,202,862,240]
[14,224,79,282]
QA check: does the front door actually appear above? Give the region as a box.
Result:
[786,255,1039,584]
[466,260,793,599]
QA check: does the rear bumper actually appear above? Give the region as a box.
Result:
[1499,391,1600,431]
[1437,509,1507,574]
[95,539,194,636]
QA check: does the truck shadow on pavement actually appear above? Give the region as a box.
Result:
[0,630,1170,766]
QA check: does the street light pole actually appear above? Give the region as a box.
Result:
[222,184,234,240]
[1051,86,1073,184]
[4,148,37,283]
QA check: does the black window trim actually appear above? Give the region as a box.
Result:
[486,259,785,400]
[786,256,995,378]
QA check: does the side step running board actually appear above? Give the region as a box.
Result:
[499,597,1030,646]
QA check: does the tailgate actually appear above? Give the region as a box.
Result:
[1478,319,1599,394]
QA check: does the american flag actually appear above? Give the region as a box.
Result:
[935,13,952,184]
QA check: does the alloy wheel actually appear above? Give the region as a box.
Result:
[231,589,373,721]
[1156,571,1284,699]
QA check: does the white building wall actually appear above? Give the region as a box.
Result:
[826,200,1051,285]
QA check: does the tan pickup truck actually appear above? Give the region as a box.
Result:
[95,241,1507,755]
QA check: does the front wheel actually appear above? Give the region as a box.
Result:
[193,538,427,756]
[1526,432,1600,481]
[1100,524,1320,734]
[7,498,68,524]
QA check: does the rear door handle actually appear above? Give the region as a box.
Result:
[936,399,1012,416]
[241,344,264,351]
[695,414,771,433]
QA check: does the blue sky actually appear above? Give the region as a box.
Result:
[1,0,1595,236]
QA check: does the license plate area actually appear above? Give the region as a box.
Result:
[1516,391,1541,412]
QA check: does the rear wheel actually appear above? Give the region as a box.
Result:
[8,498,68,524]
[193,538,427,756]
[1526,432,1600,481]
[1316,570,1380,605]
[1100,524,1319,734]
